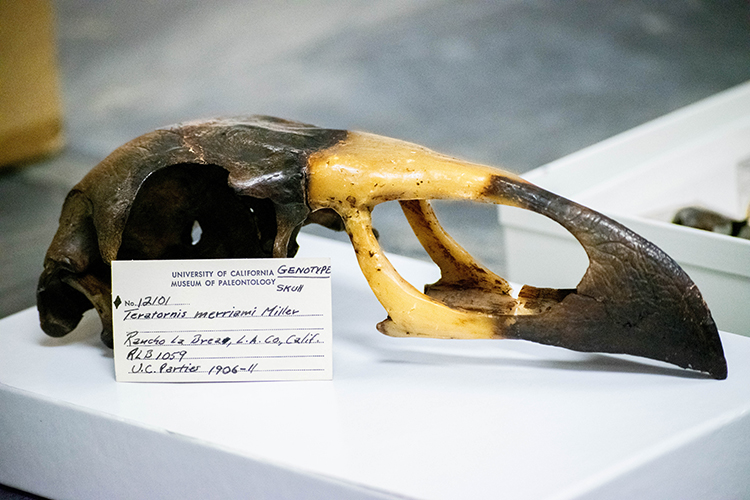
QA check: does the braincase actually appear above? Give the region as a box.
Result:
[77,116,347,262]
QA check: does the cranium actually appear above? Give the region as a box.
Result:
[38,116,727,379]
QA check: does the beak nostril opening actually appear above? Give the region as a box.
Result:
[191,220,202,245]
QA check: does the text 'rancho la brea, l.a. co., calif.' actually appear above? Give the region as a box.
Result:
[111,258,332,383]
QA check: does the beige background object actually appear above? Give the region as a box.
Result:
[0,0,64,167]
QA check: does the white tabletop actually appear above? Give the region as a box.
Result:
[1,234,749,500]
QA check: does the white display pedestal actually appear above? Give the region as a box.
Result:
[2,235,749,500]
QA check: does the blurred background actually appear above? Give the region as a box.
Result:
[1,1,750,495]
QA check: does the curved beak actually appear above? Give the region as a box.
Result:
[308,131,727,379]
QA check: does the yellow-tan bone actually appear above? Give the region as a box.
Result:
[309,131,536,339]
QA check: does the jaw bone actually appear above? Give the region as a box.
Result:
[36,116,727,379]
[307,131,727,379]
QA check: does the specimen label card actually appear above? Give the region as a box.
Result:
[111,258,332,383]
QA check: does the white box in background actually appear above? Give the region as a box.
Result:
[499,81,750,336]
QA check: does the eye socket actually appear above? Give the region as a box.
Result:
[118,163,278,260]
[191,220,202,245]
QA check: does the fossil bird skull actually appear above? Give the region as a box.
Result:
[37,116,727,379]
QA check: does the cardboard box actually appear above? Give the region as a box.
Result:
[499,82,750,336]
[0,0,64,167]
